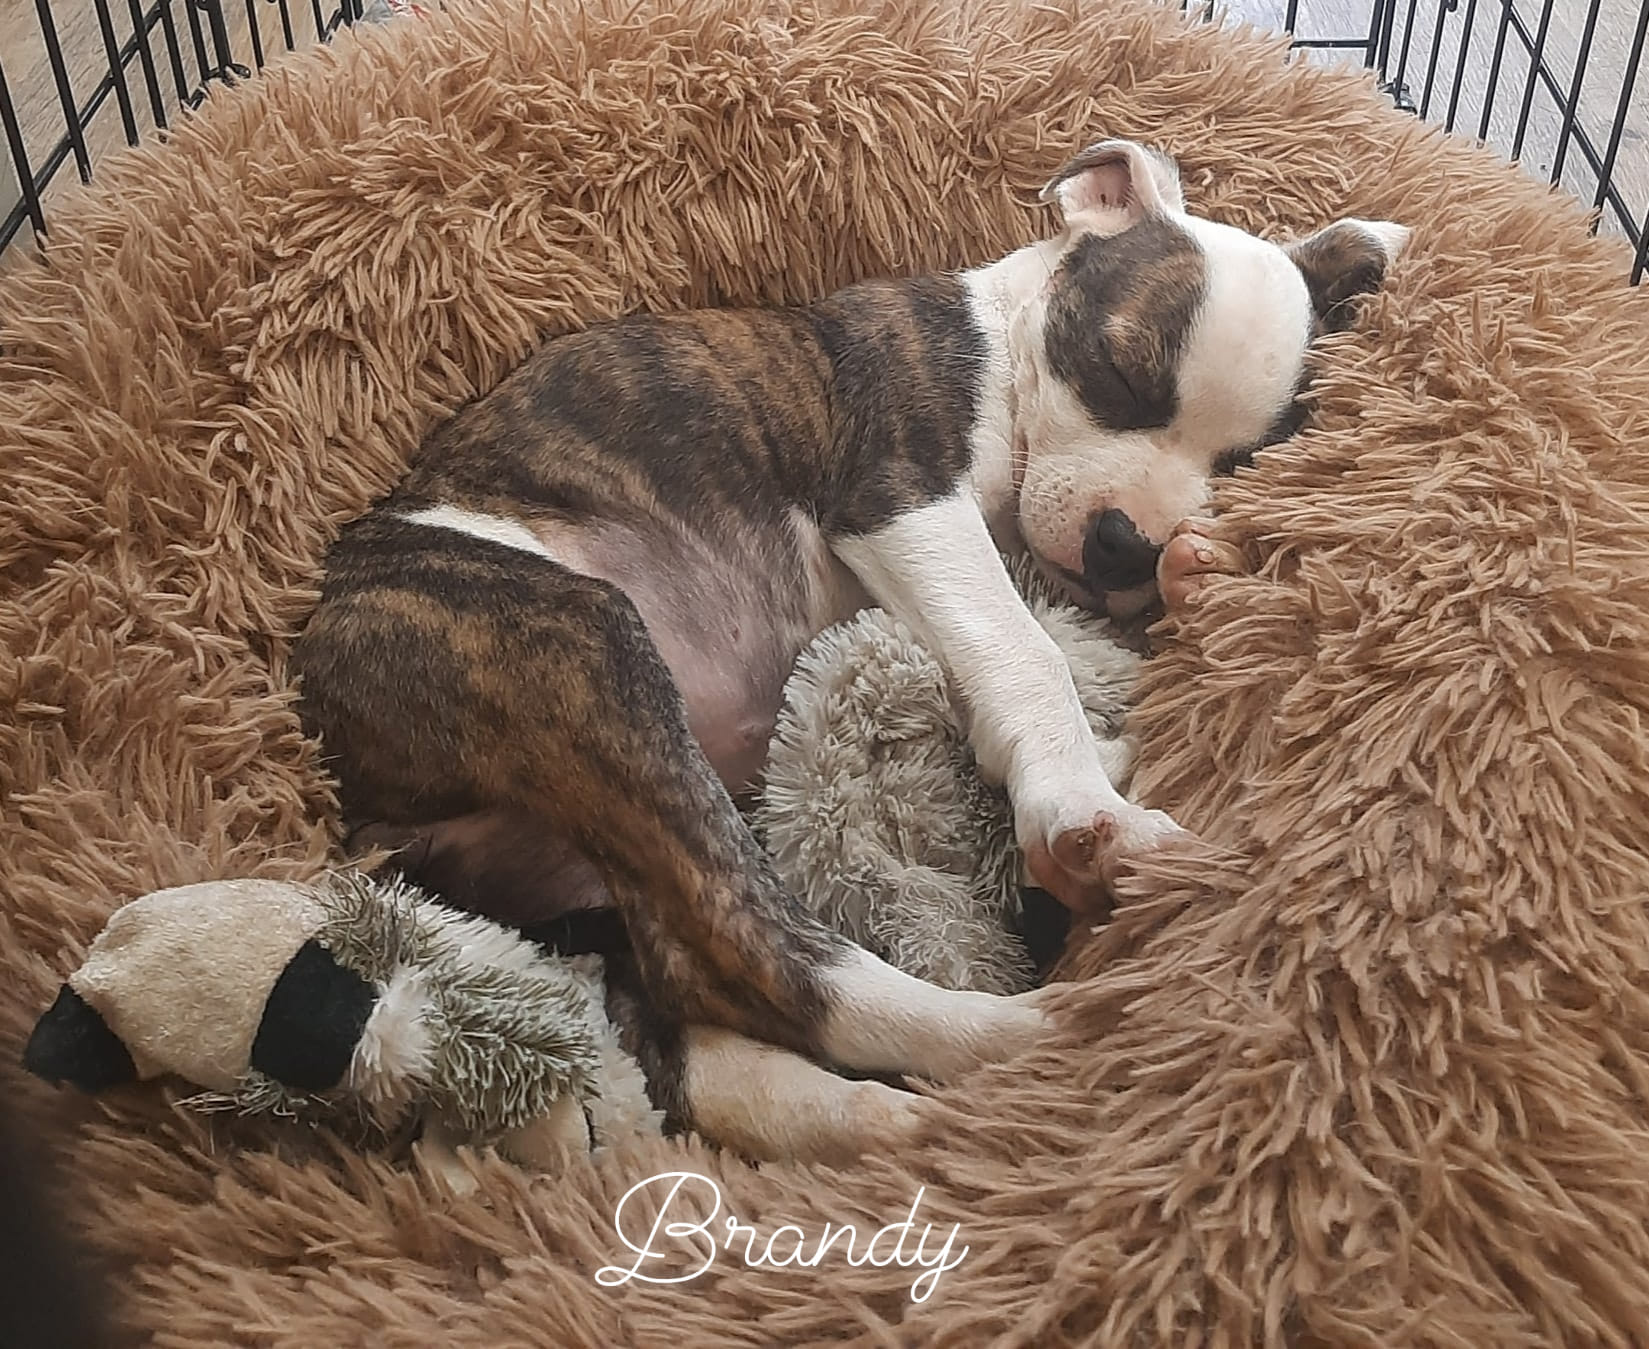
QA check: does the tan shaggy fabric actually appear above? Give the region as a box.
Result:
[3,0,1649,1342]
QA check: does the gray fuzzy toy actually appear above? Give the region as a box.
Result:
[755,553,1143,996]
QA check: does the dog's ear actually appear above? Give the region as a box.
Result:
[1040,140,1185,236]
[1285,219,1410,331]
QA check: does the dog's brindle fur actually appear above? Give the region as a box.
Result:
[293,143,1406,1162]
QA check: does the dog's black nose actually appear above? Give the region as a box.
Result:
[1082,509,1162,592]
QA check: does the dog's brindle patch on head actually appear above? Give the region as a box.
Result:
[1043,218,1206,431]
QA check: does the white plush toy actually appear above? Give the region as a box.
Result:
[24,872,660,1173]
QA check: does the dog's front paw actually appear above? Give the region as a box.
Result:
[1021,802,1190,913]
[1157,518,1246,609]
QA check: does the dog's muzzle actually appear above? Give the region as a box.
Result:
[1082,508,1162,593]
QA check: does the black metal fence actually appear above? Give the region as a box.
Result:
[1271,0,1649,282]
[1,0,1646,282]
[0,0,374,251]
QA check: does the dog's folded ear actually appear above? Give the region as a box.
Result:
[1285,219,1410,331]
[1040,139,1186,236]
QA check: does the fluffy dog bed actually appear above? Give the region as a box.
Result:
[3,0,1649,1342]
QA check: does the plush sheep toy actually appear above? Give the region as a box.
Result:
[23,871,661,1173]
[23,553,1140,1163]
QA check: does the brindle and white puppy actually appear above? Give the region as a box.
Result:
[292,141,1406,1163]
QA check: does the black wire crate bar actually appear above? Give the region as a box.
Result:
[1267,0,1648,282]
[0,0,376,253]
[0,0,1646,283]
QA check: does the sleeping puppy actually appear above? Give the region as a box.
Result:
[291,140,1405,1163]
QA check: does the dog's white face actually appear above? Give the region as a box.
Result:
[990,140,1408,616]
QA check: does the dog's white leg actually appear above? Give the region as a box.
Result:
[832,491,1184,911]
[415,1117,481,1195]
[680,1023,931,1164]
[815,945,1045,1081]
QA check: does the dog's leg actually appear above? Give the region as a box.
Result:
[603,930,948,1162]
[833,491,1184,913]
[296,529,1043,1084]
[678,1025,928,1165]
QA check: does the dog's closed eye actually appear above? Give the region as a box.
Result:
[1106,356,1141,412]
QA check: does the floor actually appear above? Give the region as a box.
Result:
[1223,0,1649,244]
[1,0,1646,253]
[0,0,328,229]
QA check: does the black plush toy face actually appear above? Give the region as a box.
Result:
[24,985,138,1092]
[24,939,377,1098]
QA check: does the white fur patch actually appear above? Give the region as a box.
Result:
[815,944,1044,1083]
[681,1023,925,1164]
[347,965,436,1123]
[1174,215,1315,461]
[399,503,554,558]
[422,908,557,980]
[1349,218,1412,264]
[958,267,1020,538]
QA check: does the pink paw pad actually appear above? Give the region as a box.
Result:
[1157,521,1246,610]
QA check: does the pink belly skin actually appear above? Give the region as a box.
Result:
[531,509,868,797]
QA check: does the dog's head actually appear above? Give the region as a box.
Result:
[997,139,1408,616]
